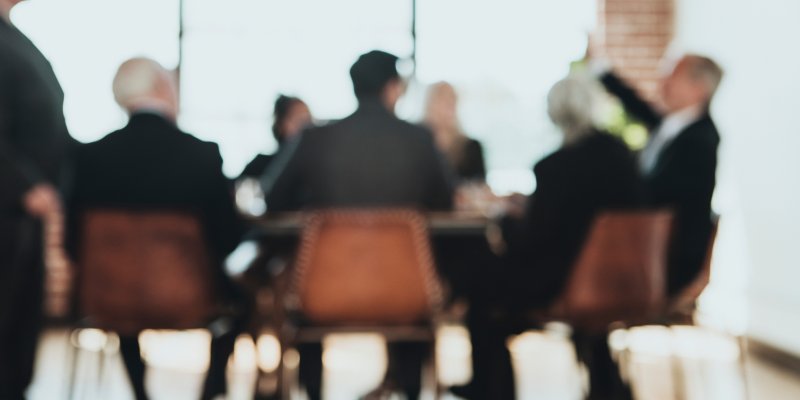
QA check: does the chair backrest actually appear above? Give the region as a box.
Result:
[557,210,673,332]
[290,210,443,326]
[78,210,217,335]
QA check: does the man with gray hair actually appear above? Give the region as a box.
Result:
[67,57,244,400]
[589,49,724,296]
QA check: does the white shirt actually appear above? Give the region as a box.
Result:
[639,105,705,174]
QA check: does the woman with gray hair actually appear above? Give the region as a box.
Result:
[547,74,606,145]
[453,75,644,399]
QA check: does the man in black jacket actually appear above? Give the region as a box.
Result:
[594,53,723,295]
[0,2,73,397]
[263,50,454,400]
[67,58,244,400]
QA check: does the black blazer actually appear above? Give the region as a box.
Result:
[454,138,487,182]
[239,154,276,180]
[502,133,644,308]
[264,99,454,211]
[600,72,720,294]
[0,19,72,215]
[66,113,244,267]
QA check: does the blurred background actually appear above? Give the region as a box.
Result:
[9,0,800,398]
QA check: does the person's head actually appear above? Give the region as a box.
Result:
[0,0,25,20]
[112,57,179,120]
[547,75,604,145]
[661,54,724,113]
[272,95,311,144]
[424,82,459,131]
[349,50,405,111]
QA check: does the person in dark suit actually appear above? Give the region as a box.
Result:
[423,82,487,182]
[0,2,74,397]
[592,53,723,295]
[263,50,454,400]
[453,76,644,400]
[66,58,245,400]
[239,95,313,179]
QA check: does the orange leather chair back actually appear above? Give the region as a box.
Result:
[557,211,672,332]
[290,210,442,326]
[78,210,217,335]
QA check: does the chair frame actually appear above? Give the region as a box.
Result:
[279,209,444,400]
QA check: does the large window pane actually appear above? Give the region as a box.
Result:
[11,0,179,143]
[414,0,596,194]
[180,0,414,176]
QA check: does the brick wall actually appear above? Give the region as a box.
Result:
[597,0,674,103]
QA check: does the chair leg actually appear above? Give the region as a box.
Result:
[737,335,750,400]
[281,348,300,400]
[95,344,106,399]
[668,327,687,400]
[429,340,440,400]
[66,330,80,400]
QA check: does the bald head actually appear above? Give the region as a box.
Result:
[112,57,178,119]
[0,0,25,21]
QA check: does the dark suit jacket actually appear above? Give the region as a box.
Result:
[0,18,72,216]
[264,99,454,211]
[600,72,719,294]
[66,113,244,269]
[239,154,276,180]
[454,138,487,182]
[501,133,644,308]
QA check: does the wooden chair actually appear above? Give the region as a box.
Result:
[281,209,444,399]
[70,210,229,399]
[549,210,673,333]
[78,210,218,334]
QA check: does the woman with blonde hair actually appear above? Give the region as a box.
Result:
[423,82,486,182]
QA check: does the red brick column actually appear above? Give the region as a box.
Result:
[597,0,674,102]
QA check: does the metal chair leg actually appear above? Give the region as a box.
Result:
[67,329,82,400]
[737,335,750,400]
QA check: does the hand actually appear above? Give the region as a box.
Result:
[502,193,528,219]
[23,184,61,219]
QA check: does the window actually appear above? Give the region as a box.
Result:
[411,0,596,194]
[179,0,414,176]
[11,0,180,143]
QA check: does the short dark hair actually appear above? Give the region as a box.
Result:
[272,95,304,143]
[349,50,400,100]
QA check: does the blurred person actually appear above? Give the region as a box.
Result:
[0,1,74,398]
[239,95,313,179]
[423,82,486,182]
[452,75,644,400]
[588,47,723,295]
[66,58,246,400]
[263,50,454,400]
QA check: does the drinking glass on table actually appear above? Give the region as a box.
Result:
[455,181,503,216]
[235,177,267,217]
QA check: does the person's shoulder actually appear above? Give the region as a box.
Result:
[589,130,630,151]
[400,121,436,143]
[688,115,720,143]
[534,148,566,176]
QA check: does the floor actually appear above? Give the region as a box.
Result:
[26,325,800,400]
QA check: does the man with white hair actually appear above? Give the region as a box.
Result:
[67,58,244,400]
[1,0,73,397]
[590,50,724,296]
[452,75,644,400]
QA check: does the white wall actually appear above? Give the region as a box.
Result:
[675,0,800,355]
